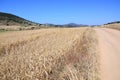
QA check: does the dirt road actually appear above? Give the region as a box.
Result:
[95,28,120,80]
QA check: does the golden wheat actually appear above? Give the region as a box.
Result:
[0,27,100,80]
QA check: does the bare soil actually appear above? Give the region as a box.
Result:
[95,28,120,80]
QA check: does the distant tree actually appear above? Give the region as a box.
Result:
[6,23,9,26]
[19,28,22,30]
[31,27,35,30]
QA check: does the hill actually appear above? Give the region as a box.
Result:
[105,21,120,25]
[103,21,120,30]
[0,12,41,26]
[0,12,90,28]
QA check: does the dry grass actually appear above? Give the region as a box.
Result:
[0,25,21,30]
[0,27,100,80]
[102,23,120,31]
[59,28,100,80]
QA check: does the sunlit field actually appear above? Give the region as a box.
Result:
[0,27,99,80]
[102,23,120,31]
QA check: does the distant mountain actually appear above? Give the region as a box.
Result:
[0,12,97,30]
[0,12,41,26]
[43,23,89,27]
[64,23,89,27]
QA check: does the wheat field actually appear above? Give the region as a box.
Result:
[0,28,100,80]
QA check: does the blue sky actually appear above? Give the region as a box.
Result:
[0,0,120,25]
